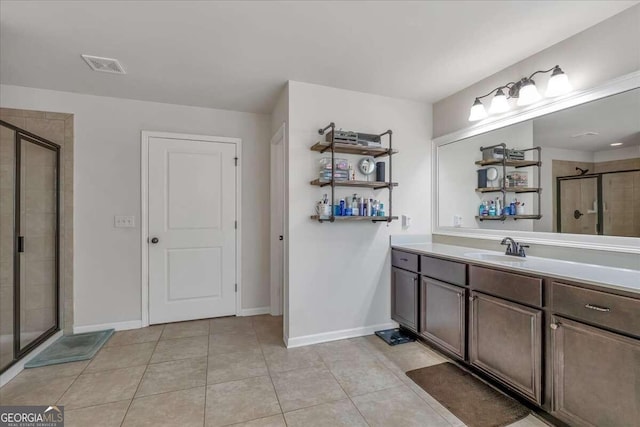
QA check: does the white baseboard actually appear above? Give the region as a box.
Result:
[0,331,63,387]
[286,322,397,348]
[73,320,142,334]
[238,307,271,317]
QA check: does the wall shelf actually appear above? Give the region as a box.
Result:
[476,144,542,222]
[311,179,398,189]
[310,141,396,158]
[312,123,397,224]
[311,215,398,223]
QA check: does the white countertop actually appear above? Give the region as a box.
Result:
[392,242,640,295]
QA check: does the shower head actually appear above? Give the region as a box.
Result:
[576,167,589,176]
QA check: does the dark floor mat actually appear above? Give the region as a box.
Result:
[406,362,529,427]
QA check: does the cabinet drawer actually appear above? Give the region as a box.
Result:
[392,250,419,272]
[470,265,542,307]
[552,282,640,337]
[421,255,466,286]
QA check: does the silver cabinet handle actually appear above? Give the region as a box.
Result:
[585,304,611,312]
[469,296,476,302]
[550,323,559,330]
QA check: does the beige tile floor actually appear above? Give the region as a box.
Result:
[0,315,551,427]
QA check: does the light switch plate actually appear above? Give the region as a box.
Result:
[402,215,412,229]
[114,215,135,228]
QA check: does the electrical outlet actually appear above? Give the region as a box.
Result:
[114,215,135,228]
[402,215,412,229]
[453,215,463,227]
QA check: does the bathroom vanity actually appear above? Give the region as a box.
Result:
[390,242,640,427]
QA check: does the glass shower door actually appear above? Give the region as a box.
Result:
[0,124,16,370]
[17,134,59,352]
[0,120,60,373]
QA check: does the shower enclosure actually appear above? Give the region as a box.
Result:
[1,120,60,373]
[557,169,640,237]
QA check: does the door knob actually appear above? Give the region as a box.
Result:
[150,237,159,244]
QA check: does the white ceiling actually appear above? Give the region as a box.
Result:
[0,1,637,114]
[534,88,640,152]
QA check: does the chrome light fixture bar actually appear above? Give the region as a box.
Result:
[468,65,572,121]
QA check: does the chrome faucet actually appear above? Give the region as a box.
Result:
[501,237,529,257]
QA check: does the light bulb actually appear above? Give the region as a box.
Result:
[468,98,488,121]
[489,89,510,114]
[517,79,541,106]
[546,67,572,97]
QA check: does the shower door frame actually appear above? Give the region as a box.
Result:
[0,120,61,374]
[556,169,640,236]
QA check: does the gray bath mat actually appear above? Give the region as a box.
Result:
[25,329,114,368]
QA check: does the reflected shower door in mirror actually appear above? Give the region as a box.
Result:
[557,176,598,235]
[436,87,640,238]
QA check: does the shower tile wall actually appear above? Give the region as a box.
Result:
[0,108,74,366]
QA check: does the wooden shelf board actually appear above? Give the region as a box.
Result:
[475,159,541,168]
[475,214,542,221]
[310,215,398,222]
[475,215,506,221]
[311,179,397,189]
[475,187,503,193]
[513,214,542,220]
[476,187,541,193]
[310,141,397,157]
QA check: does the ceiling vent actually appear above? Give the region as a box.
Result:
[81,55,126,74]
[571,131,599,138]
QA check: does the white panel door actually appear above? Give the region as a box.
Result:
[148,137,236,324]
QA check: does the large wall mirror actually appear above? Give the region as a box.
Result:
[434,73,640,249]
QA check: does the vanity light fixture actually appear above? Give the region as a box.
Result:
[610,142,623,146]
[468,65,571,121]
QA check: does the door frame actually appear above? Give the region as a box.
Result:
[140,131,242,327]
[270,123,285,316]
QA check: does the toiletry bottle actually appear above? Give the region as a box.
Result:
[339,199,345,216]
[479,202,485,217]
[379,203,385,217]
[495,197,502,216]
[489,201,496,216]
[352,194,358,216]
[348,163,354,181]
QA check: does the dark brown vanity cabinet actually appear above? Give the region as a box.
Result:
[469,291,542,404]
[420,277,465,358]
[391,266,419,332]
[550,316,640,427]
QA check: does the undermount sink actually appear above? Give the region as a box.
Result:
[464,252,528,264]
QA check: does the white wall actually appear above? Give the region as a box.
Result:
[0,84,272,329]
[594,145,640,162]
[286,81,431,345]
[438,121,534,231]
[433,4,640,138]
[270,84,290,338]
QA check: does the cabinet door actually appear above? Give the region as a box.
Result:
[551,316,640,427]
[470,291,542,404]
[420,277,465,358]
[391,267,418,332]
